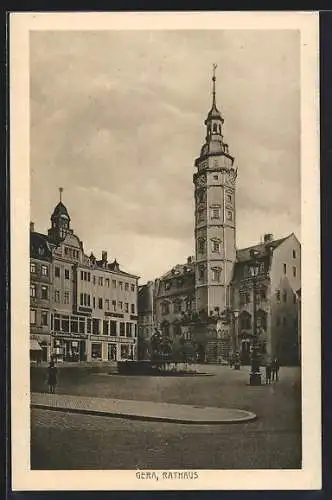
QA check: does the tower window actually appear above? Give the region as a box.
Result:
[199,265,205,279]
[213,175,218,180]
[212,268,221,282]
[197,209,204,222]
[211,240,221,253]
[283,263,287,274]
[211,207,220,219]
[293,250,297,259]
[226,210,233,221]
[198,238,205,253]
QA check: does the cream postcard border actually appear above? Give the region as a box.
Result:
[10,11,321,491]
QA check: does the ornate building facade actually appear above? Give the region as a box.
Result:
[30,191,139,363]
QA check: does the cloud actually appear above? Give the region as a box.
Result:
[30,29,300,282]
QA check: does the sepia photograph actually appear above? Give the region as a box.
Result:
[10,12,320,491]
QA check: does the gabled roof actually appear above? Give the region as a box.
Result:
[160,262,195,281]
[236,235,289,263]
[30,231,53,261]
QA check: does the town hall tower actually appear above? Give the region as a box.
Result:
[194,65,237,317]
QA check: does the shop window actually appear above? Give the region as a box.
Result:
[41,311,48,326]
[91,343,102,360]
[30,309,36,324]
[121,344,132,360]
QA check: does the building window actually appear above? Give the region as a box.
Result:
[212,268,221,282]
[131,304,135,314]
[41,286,48,300]
[64,268,70,280]
[80,271,84,281]
[98,298,103,309]
[161,302,170,315]
[293,266,297,277]
[61,315,69,332]
[211,207,220,219]
[92,318,100,335]
[30,309,36,324]
[30,263,36,274]
[174,302,182,313]
[199,265,205,279]
[213,174,218,180]
[226,210,233,221]
[106,278,110,287]
[110,321,117,336]
[125,283,129,292]
[131,284,135,292]
[118,301,123,310]
[55,266,60,278]
[283,291,287,303]
[91,343,102,360]
[126,322,132,337]
[240,291,250,305]
[226,194,232,203]
[41,311,48,326]
[54,314,60,331]
[293,249,297,259]
[283,263,287,274]
[112,280,116,288]
[98,277,103,286]
[80,293,83,306]
[54,290,60,302]
[120,322,125,336]
[119,282,123,291]
[103,320,109,336]
[87,318,92,334]
[79,318,85,334]
[93,276,96,285]
[211,240,220,253]
[71,317,78,333]
[63,291,69,304]
[198,238,205,253]
[30,284,36,298]
[125,303,129,313]
[105,299,110,310]
[276,290,281,303]
[93,297,96,309]
[112,300,116,311]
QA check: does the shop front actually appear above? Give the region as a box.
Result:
[52,335,87,362]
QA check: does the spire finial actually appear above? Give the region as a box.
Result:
[212,63,217,106]
[59,187,63,203]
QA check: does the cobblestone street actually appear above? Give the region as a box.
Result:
[30,364,301,469]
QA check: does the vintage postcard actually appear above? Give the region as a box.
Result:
[10,11,321,491]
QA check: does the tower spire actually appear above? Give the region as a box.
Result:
[212,63,217,108]
[59,187,63,203]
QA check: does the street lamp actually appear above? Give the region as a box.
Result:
[249,250,261,385]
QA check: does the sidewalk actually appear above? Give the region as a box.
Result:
[31,392,256,424]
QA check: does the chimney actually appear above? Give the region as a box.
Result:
[30,222,35,232]
[264,233,273,243]
[102,251,107,262]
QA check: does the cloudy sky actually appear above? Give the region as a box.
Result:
[30,30,300,283]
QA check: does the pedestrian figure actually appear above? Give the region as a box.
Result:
[47,360,58,394]
[265,361,272,384]
[271,357,280,382]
